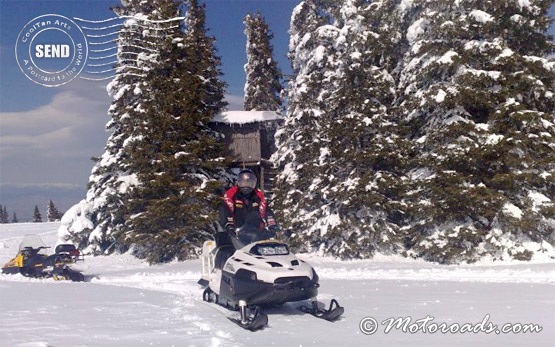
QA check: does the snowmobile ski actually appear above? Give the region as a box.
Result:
[203,288,268,331]
[228,304,268,331]
[298,299,344,322]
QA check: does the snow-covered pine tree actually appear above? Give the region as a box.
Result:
[123,0,228,264]
[272,0,341,251]
[316,0,412,257]
[46,200,61,222]
[33,206,42,223]
[274,0,411,258]
[58,0,167,253]
[396,0,555,263]
[243,12,283,112]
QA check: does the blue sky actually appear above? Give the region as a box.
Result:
[0,0,553,220]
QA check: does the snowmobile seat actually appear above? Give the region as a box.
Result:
[215,231,232,247]
[55,244,75,253]
[55,244,83,262]
[214,245,234,270]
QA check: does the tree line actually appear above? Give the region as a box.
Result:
[272,0,555,263]
[0,200,63,223]
[59,0,554,264]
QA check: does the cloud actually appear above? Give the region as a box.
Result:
[0,83,246,185]
[225,93,244,111]
[0,79,111,186]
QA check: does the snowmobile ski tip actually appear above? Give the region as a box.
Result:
[299,299,344,322]
[228,306,268,331]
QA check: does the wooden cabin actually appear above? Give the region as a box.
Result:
[210,111,284,194]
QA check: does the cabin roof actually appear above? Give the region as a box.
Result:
[212,110,283,125]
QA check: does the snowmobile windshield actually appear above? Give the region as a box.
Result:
[18,234,47,252]
[233,225,277,249]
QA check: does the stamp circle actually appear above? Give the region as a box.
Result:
[15,14,88,87]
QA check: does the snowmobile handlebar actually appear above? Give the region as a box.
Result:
[232,227,276,244]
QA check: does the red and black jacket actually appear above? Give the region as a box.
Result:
[219,186,277,231]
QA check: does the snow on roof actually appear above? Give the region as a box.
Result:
[212,111,283,125]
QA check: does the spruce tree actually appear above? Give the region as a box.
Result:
[58,0,164,253]
[47,200,61,222]
[243,12,283,112]
[0,205,8,223]
[4,206,8,224]
[12,212,18,223]
[123,0,228,263]
[396,0,555,263]
[274,0,409,257]
[33,206,42,223]
[316,0,409,257]
[273,0,339,250]
[275,0,554,263]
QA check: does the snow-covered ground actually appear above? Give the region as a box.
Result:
[0,222,553,347]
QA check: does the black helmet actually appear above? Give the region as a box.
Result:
[237,169,257,195]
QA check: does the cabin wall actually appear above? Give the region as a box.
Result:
[209,120,282,195]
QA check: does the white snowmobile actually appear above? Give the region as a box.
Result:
[198,223,344,331]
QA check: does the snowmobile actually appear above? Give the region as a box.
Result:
[198,221,344,331]
[2,234,85,282]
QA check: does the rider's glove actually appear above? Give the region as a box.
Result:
[225,223,236,236]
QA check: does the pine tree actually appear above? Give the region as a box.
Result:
[0,205,8,223]
[274,0,409,258]
[12,212,18,223]
[33,206,42,223]
[273,0,340,250]
[58,0,164,253]
[46,200,61,222]
[123,0,229,263]
[275,0,554,263]
[395,0,555,263]
[316,0,410,257]
[243,12,283,112]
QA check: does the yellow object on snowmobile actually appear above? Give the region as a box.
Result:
[3,253,23,268]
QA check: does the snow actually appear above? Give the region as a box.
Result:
[528,191,551,212]
[434,89,447,103]
[407,18,427,46]
[469,10,494,23]
[212,111,283,125]
[503,202,523,219]
[1,223,553,346]
[485,134,504,145]
[517,0,532,10]
[438,51,458,64]
[398,0,415,14]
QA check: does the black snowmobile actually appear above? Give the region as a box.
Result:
[2,234,85,282]
[198,220,344,331]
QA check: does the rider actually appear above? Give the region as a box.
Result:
[219,169,279,238]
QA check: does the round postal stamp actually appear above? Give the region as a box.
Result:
[15,14,88,87]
